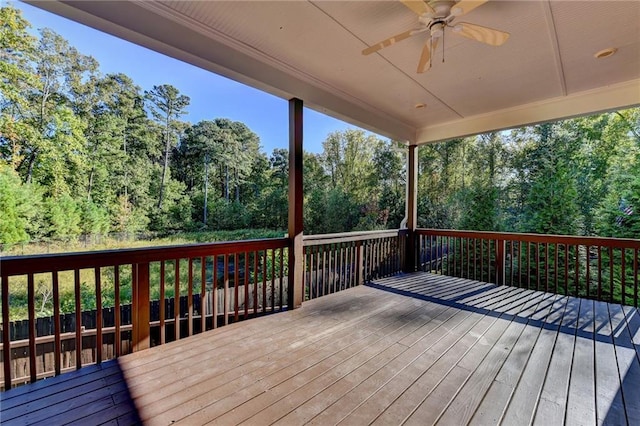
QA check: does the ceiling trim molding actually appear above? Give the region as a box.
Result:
[416,79,640,144]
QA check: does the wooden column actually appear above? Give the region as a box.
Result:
[288,98,304,309]
[404,144,419,272]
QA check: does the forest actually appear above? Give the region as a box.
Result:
[1,5,639,252]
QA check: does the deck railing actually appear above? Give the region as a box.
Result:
[416,229,640,306]
[4,227,636,391]
[303,229,407,300]
[0,238,288,390]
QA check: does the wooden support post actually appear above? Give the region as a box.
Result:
[288,98,304,309]
[404,144,419,273]
[132,262,150,352]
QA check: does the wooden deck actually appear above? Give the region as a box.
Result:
[2,272,640,425]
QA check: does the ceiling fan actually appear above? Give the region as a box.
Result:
[362,0,510,73]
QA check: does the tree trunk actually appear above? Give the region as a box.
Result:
[225,165,229,201]
[235,169,240,202]
[158,119,171,209]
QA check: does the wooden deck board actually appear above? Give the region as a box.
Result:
[566,298,596,425]
[500,296,569,425]
[593,300,626,426]
[1,272,637,426]
[612,304,640,424]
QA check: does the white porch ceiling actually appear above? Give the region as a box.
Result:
[31,1,640,144]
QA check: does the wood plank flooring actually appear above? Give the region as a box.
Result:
[2,272,639,425]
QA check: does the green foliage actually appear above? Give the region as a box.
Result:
[209,198,252,230]
[0,165,30,244]
[80,199,111,236]
[2,4,638,255]
[46,194,81,240]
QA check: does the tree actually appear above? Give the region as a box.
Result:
[0,164,41,245]
[0,6,39,171]
[321,130,380,203]
[145,84,190,209]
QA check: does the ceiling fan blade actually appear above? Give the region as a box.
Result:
[453,22,510,46]
[417,38,439,73]
[400,0,435,16]
[362,29,415,55]
[452,0,489,16]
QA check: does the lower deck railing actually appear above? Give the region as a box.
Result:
[416,229,640,306]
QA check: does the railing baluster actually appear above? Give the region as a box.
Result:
[244,252,249,319]
[3,275,12,390]
[553,243,558,294]
[480,239,485,282]
[159,261,165,344]
[609,246,614,303]
[317,246,322,295]
[536,243,540,291]
[213,255,218,329]
[585,245,590,299]
[634,249,639,308]
[261,251,267,316]
[270,249,275,312]
[306,248,312,300]
[234,253,239,322]
[621,248,626,306]
[574,245,580,297]
[52,271,61,377]
[464,238,471,279]
[27,274,36,382]
[564,245,569,296]
[598,246,602,300]
[357,241,363,286]
[331,244,336,291]
[253,251,259,315]
[322,247,327,294]
[95,268,102,364]
[338,244,344,288]
[114,265,121,356]
[174,259,181,339]
[201,256,207,332]
[188,258,194,336]
[279,247,284,310]
[224,254,229,325]
[517,241,522,287]
[508,241,513,286]
[74,269,82,369]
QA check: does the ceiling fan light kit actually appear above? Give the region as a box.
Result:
[362,0,510,73]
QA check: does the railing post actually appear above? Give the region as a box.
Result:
[288,98,304,309]
[132,262,150,352]
[404,144,419,273]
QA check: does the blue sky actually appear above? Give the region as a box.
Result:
[13,1,366,154]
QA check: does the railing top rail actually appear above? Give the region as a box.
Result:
[1,237,289,277]
[303,229,407,246]
[417,228,640,249]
